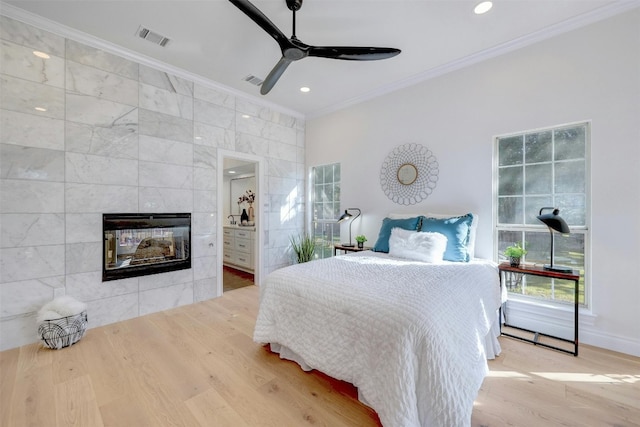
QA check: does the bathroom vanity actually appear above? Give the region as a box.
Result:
[222,226,255,273]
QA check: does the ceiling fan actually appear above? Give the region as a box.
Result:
[229,0,401,95]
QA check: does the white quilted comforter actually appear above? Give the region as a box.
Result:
[253,251,501,427]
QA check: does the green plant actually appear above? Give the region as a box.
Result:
[504,242,527,258]
[290,234,316,263]
[355,235,367,243]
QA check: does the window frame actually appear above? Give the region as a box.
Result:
[310,163,341,259]
[493,121,591,308]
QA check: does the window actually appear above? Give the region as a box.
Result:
[495,122,589,306]
[311,163,341,259]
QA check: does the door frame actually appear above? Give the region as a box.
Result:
[217,149,265,296]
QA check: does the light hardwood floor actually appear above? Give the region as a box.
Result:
[1,285,638,427]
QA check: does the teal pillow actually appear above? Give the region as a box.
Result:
[373,217,421,253]
[420,214,473,262]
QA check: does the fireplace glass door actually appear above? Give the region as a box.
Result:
[103,213,191,281]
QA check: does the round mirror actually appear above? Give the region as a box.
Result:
[397,163,418,185]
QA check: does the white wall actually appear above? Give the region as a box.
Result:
[0,15,305,350]
[306,10,640,356]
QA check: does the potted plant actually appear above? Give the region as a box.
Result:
[504,242,527,267]
[355,235,367,249]
[290,234,316,263]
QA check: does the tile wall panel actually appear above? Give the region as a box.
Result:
[66,60,138,105]
[0,214,65,247]
[1,110,65,150]
[1,74,65,119]
[65,118,138,158]
[0,15,305,351]
[0,39,64,87]
[0,15,65,56]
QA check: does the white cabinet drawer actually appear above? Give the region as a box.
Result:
[235,229,252,239]
[233,252,252,268]
[235,237,251,253]
[223,251,233,262]
[223,228,234,237]
[223,236,234,249]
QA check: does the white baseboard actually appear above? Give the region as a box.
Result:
[504,298,639,357]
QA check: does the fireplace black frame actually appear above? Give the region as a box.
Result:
[102,213,191,282]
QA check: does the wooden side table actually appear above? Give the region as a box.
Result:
[334,244,371,256]
[498,262,580,356]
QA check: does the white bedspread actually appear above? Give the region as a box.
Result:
[253,251,501,427]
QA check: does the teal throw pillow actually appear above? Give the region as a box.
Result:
[373,216,421,253]
[420,214,474,262]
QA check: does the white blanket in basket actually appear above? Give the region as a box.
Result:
[253,252,501,427]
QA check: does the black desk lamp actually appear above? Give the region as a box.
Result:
[337,208,361,247]
[537,207,572,272]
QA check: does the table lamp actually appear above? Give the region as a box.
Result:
[537,207,572,273]
[337,208,361,247]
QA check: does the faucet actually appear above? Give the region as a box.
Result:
[227,215,237,225]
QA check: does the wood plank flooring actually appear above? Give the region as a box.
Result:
[223,266,254,292]
[1,285,638,427]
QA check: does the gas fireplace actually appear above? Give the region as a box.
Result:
[102,213,191,281]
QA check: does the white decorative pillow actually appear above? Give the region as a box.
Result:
[388,227,448,263]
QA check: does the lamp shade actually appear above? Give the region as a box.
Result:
[537,207,570,234]
[338,210,353,223]
[537,207,572,272]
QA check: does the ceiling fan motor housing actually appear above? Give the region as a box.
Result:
[286,0,302,12]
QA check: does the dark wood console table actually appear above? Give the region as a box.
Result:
[498,262,580,356]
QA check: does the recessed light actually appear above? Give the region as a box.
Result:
[195,136,202,140]
[34,107,47,112]
[228,170,236,174]
[241,114,250,119]
[300,87,310,93]
[33,51,50,59]
[474,1,493,14]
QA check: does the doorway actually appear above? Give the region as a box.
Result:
[219,152,262,294]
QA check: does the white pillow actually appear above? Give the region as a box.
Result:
[388,227,448,263]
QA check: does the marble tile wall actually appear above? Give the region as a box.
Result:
[0,15,305,350]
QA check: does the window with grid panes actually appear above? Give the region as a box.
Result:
[311,164,341,259]
[495,122,589,306]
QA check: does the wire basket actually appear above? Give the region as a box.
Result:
[38,311,88,350]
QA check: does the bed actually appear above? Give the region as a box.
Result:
[253,214,503,427]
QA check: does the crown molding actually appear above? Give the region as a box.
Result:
[0,1,305,120]
[307,0,640,120]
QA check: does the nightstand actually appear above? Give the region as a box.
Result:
[498,262,580,356]
[334,244,371,256]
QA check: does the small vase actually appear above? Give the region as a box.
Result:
[357,242,364,249]
[240,208,249,225]
[509,256,521,267]
[248,204,254,222]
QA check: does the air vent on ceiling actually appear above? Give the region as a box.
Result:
[243,75,264,86]
[137,26,170,47]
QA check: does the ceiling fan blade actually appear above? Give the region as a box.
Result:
[308,46,401,61]
[229,0,289,47]
[261,57,293,95]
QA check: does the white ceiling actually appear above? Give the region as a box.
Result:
[3,0,636,118]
